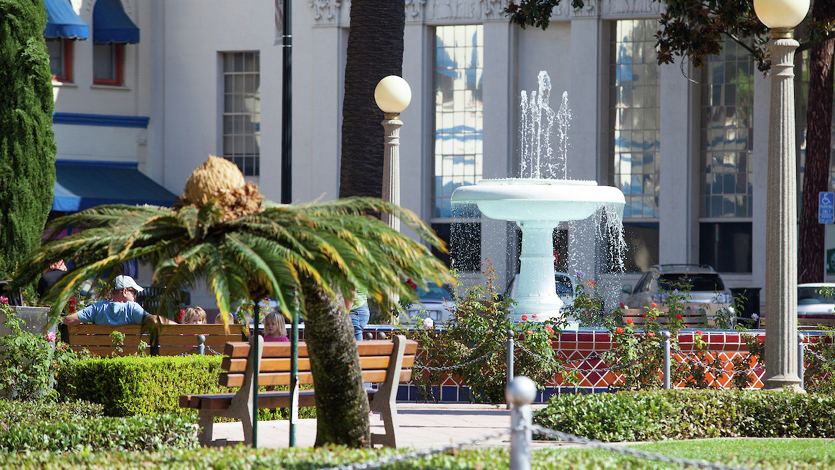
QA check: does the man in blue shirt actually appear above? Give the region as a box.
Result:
[63,275,173,326]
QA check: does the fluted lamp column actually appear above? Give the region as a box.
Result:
[754,0,809,392]
[375,75,412,232]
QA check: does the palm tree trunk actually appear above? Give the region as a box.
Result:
[339,0,405,198]
[302,285,371,447]
[798,0,835,284]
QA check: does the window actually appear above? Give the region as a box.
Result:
[93,42,124,86]
[46,38,73,82]
[699,41,754,273]
[432,25,483,271]
[609,19,661,272]
[222,52,261,176]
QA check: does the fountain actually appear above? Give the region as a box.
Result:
[451,72,625,324]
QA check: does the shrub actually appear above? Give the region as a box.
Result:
[0,399,196,452]
[534,389,835,442]
[402,262,563,404]
[56,355,228,416]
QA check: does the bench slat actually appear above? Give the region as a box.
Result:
[219,369,412,388]
[220,355,415,373]
[223,340,418,358]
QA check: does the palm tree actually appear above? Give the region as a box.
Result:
[16,156,452,447]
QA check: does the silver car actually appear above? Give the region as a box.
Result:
[797,283,835,315]
[623,264,734,318]
[401,283,456,324]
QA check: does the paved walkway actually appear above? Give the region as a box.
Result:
[211,404,520,449]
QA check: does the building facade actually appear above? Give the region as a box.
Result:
[47,0,835,313]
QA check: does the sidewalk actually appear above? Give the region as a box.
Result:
[211,404,518,449]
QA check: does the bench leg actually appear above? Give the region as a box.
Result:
[197,412,215,446]
[370,400,400,448]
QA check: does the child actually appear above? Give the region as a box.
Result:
[263,310,289,342]
[181,306,206,325]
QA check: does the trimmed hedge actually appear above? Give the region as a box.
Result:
[55,354,316,420]
[533,389,835,442]
[0,400,196,452]
[56,355,227,417]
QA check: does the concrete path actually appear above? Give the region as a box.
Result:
[211,404,517,449]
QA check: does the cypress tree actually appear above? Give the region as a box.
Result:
[0,0,56,280]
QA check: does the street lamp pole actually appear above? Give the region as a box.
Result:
[375,76,412,232]
[754,0,809,391]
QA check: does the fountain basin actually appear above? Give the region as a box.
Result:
[450,179,625,221]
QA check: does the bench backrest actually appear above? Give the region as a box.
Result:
[59,323,247,356]
[218,338,418,388]
[622,307,709,327]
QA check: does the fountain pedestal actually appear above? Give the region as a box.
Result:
[515,220,563,321]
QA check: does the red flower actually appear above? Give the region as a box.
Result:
[545,325,554,334]
[616,327,624,334]
[526,331,533,335]
[626,318,633,324]
[696,330,702,335]
[647,332,655,337]
[642,314,647,318]
[531,314,537,319]
[651,302,657,308]
[676,313,682,320]
[619,303,624,308]
[521,315,528,321]
[406,279,417,289]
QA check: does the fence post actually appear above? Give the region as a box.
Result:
[507,330,514,410]
[506,376,536,470]
[662,331,671,389]
[197,334,205,355]
[798,333,805,390]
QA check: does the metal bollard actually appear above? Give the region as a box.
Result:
[798,333,805,390]
[662,331,671,389]
[506,376,537,470]
[197,334,205,355]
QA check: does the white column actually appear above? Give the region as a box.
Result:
[381,116,403,232]
[659,61,699,263]
[481,20,516,289]
[763,33,802,391]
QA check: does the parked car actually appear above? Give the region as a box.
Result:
[622,264,734,320]
[797,283,835,315]
[401,283,456,324]
[504,272,579,312]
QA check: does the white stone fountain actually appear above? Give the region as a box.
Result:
[451,72,625,324]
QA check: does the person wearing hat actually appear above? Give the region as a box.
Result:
[62,275,174,326]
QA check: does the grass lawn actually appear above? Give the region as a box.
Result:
[2,439,834,469]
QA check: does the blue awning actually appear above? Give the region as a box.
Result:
[43,0,89,39]
[53,161,177,212]
[93,0,139,44]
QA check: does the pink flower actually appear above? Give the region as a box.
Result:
[0,296,7,305]
[46,332,56,342]
[521,315,528,321]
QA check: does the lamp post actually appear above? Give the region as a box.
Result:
[754,0,809,391]
[375,75,412,232]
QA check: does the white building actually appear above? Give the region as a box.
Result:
[45,0,834,314]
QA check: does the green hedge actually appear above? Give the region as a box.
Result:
[0,400,196,453]
[56,355,227,417]
[56,354,316,420]
[533,389,835,442]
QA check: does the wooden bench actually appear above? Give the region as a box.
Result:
[59,323,247,356]
[179,335,417,448]
[622,306,711,328]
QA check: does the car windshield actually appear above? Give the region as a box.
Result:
[798,286,835,304]
[658,274,725,292]
[555,275,573,295]
[416,284,453,301]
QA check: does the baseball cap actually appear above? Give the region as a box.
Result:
[114,275,144,292]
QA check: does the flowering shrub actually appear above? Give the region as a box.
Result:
[402,261,562,404]
[0,298,80,400]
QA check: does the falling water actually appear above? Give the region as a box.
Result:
[555,92,571,180]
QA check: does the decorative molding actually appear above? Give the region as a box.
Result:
[481,0,508,20]
[600,0,661,17]
[53,113,150,128]
[309,0,342,26]
[405,0,427,22]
